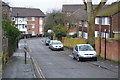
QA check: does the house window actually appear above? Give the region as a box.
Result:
[40,31,42,34]
[40,17,42,20]
[25,31,28,34]
[102,17,110,25]
[32,31,35,35]
[24,18,27,21]
[32,17,35,21]
[95,31,99,37]
[39,25,42,28]
[32,24,35,28]
[84,23,88,27]
[95,17,99,24]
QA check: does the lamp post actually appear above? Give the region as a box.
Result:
[16,12,19,48]
[104,29,107,60]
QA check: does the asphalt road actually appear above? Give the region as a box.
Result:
[28,38,118,78]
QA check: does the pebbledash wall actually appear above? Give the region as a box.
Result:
[95,38,120,62]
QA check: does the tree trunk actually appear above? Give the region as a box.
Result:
[87,12,96,46]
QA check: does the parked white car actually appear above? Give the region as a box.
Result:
[49,40,64,51]
[72,44,97,61]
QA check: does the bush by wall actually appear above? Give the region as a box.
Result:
[62,37,86,48]
[2,19,20,57]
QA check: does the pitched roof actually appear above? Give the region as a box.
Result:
[97,2,120,16]
[62,4,84,13]
[70,5,98,21]
[69,4,109,21]
[72,8,88,21]
[11,7,45,17]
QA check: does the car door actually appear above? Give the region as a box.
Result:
[74,46,78,58]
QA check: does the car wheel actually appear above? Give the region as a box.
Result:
[62,48,64,51]
[72,53,75,59]
[77,56,80,62]
[94,57,97,61]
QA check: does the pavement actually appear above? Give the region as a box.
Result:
[2,40,36,78]
[89,57,119,73]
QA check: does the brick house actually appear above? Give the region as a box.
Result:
[111,11,120,39]
[62,4,85,36]
[11,7,45,37]
[96,2,120,39]
[62,4,98,38]
[62,3,119,39]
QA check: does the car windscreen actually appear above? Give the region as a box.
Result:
[79,45,94,51]
[46,39,50,41]
[52,41,62,45]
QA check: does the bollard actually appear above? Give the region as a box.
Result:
[24,47,27,64]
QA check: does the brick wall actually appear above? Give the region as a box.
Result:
[112,12,120,31]
[27,17,44,36]
[95,38,120,61]
[27,17,40,36]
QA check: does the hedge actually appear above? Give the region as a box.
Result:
[62,37,86,48]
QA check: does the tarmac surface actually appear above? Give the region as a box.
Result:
[1,38,119,80]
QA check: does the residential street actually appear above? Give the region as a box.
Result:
[28,38,118,78]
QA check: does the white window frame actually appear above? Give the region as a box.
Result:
[95,17,100,24]
[102,17,110,25]
[32,17,35,21]
[40,17,42,20]
[40,31,43,34]
[32,31,35,35]
[84,23,88,27]
[32,24,35,28]
[39,24,42,28]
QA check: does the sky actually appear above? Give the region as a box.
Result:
[2,0,118,13]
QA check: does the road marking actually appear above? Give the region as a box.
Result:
[31,57,46,79]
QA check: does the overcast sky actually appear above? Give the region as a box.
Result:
[2,0,118,13]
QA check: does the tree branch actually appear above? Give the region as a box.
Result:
[93,0,108,14]
[83,0,87,11]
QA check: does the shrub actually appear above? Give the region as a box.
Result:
[2,19,20,57]
[53,24,67,40]
[62,37,86,48]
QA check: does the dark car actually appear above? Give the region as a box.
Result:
[45,38,50,46]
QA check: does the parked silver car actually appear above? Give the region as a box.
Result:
[49,40,64,51]
[72,44,97,61]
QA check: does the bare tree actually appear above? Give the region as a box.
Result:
[83,0,108,46]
